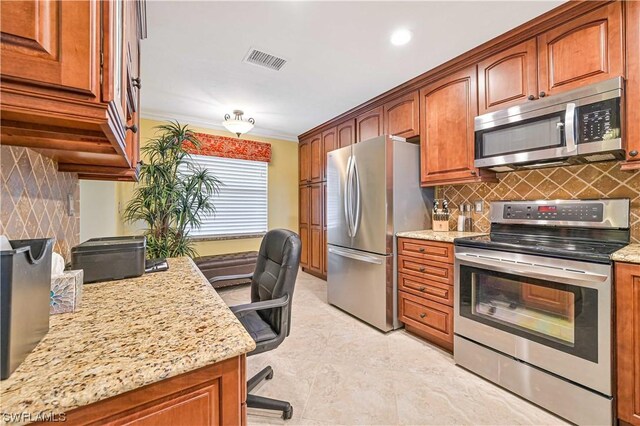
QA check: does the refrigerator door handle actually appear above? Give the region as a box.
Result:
[344,155,353,237]
[352,156,361,237]
[328,247,383,265]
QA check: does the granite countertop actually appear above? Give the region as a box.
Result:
[396,230,487,243]
[0,257,255,422]
[611,244,640,265]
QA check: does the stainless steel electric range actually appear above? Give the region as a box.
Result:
[453,199,630,426]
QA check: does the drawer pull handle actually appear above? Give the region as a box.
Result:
[419,286,426,292]
[418,247,425,253]
[419,313,426,318]
[419,267,425,272]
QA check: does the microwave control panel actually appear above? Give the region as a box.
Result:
[502,203,604,222]
[578,98,621,143]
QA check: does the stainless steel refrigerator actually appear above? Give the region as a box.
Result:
[326,135,433,331]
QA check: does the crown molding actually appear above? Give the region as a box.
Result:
[140,109,299,142]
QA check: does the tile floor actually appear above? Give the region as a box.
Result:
[218,271,568,426]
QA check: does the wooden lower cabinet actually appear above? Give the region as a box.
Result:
[397,238,454,351]
[299,181,326,279]
[64,355,246,426]
[616,262,640,426]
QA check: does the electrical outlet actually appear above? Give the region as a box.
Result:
[474,200,484,213]
[67,193,75,216]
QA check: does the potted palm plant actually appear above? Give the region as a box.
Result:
[123,121,220,258]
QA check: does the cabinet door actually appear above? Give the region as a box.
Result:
[419,66,483,185]
[537,2,623,96]
[309,227,323,273]
[299,225,309,268]
[616,262,640,425]
[337,119,355,148]
[309,133,323,183]
[383,91,420,138]
[623,0,640,169]
[356,106,383,143]
[310,183,323,228]
[321,127,337,181]
[299,185,310,227]
[299,141,310,184]
[0,0,99,98]
[477,39,538,114]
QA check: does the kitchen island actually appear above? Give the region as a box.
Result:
[0,257,255,425]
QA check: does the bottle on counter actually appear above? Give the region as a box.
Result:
[457,204,466,232]
[464,204,474,232]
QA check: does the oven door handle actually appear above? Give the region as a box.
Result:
[455,253,609,287]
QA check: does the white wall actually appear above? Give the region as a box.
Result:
[79,180,119,242]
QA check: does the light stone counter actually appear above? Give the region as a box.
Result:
[396,230,487,243]
[0,257,255,423]
[611,244,640,265]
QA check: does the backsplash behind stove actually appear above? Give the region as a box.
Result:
[438,161,640,243]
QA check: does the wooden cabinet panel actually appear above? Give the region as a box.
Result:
[356,106,383,143]
[337,119,355,149]
[419,66,491,186]
[321,127,337,181]
[0,0,98,97]
[399,291,453,351]
[398,238,454,264]
[478,39,538,114]
[521,284,573,317]
[309,227,323,273]
[537,2,623,96]
[299,185,310,226]
[398,273,453,307]
[623,0,640,169]
[309,134,323,183]
[383,91,419,138]
[299,225,309,268]
[616,262,640,426]
[310,183,323,227]
[398,255,454,285]
[299,141,310,184]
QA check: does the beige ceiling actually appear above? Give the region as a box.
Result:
[141,1,565,141]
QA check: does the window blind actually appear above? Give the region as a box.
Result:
[182,154,268,238]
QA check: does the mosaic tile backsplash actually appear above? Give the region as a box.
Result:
[0,146,80,261]
[438,161,640,243]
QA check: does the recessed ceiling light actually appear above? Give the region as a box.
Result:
[390,29,412,46]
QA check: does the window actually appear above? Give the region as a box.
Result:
[182,154,268,238]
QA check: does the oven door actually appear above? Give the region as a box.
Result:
[454,246,612,396]
[474,102,577,169]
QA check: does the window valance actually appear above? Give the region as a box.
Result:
[183,133,272,163]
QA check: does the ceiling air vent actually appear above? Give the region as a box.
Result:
[243,47,287,71]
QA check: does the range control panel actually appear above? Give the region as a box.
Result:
[502,202,604,222]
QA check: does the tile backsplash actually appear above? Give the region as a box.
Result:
[1,146,80,261]
[439,161,640,243]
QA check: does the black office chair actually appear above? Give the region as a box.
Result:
[211,229,301,420]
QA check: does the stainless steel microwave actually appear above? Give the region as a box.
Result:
[474,77,624,172]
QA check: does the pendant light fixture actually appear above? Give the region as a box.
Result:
[222,110,255,138]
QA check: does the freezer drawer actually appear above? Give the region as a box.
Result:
[327,245,395,331]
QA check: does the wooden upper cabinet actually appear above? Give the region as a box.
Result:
[356,106,383,143]
[337,119,355,149]
[477,39,538,114]
[1,0,147,181]
[419,66,492,186]
[0,0,99,97]
[537,2,623,97]
[383,91,420,138]
[299,140,311,184]
[321,127,337,180]
[309,133,323,183]
[623,0,640,169]
[616,262,640,426]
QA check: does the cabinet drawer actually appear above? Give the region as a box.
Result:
[398,238,454,264]
[399,291,453,349]
[398,255,454,285]
[398,273,453,306]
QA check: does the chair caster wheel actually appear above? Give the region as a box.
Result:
[266,370,274,380]
[283,406,293,420]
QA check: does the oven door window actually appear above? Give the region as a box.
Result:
[476,111,565,159]
[459,265,598,362]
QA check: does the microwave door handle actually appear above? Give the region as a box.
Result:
[564,102,577,153]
